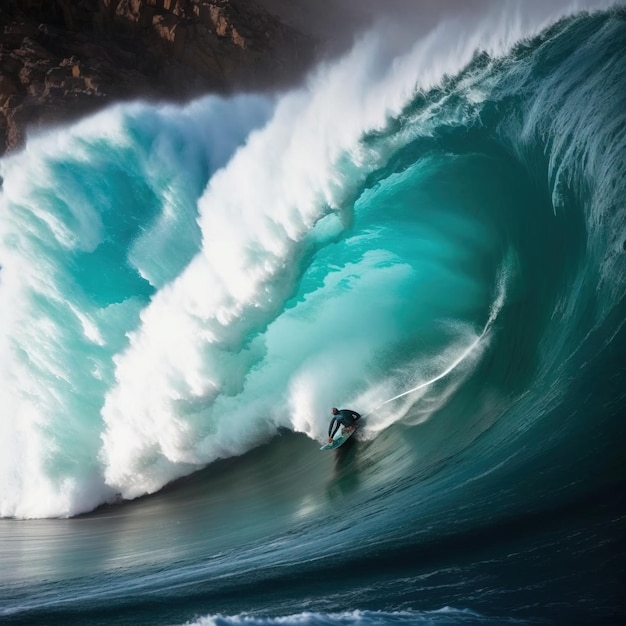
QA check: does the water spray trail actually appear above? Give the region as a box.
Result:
[365,263,509,416]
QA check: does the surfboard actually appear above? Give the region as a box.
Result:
[320,427,356,451]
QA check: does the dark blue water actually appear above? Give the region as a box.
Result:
[1,4,625,625]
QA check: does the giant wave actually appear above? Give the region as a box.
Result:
[1,2,625,625]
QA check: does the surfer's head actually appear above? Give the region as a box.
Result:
[332,407,339,415]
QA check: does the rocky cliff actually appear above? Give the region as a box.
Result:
[0,0,316,154]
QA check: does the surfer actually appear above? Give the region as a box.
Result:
[328,407,361,443]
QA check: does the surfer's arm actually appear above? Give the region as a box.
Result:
[328,418,339,438]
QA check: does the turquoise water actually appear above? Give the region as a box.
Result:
[1,3,625,625]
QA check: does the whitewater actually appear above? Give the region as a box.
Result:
[1,1,625,625]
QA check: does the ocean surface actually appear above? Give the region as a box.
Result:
[1,2,625,625]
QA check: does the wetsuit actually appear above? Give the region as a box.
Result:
[328,409,361,439]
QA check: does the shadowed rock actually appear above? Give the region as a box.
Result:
[0,0,317,154]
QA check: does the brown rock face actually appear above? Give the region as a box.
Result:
[0,0,315,154]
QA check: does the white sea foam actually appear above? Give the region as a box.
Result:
[181,607,492,626]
